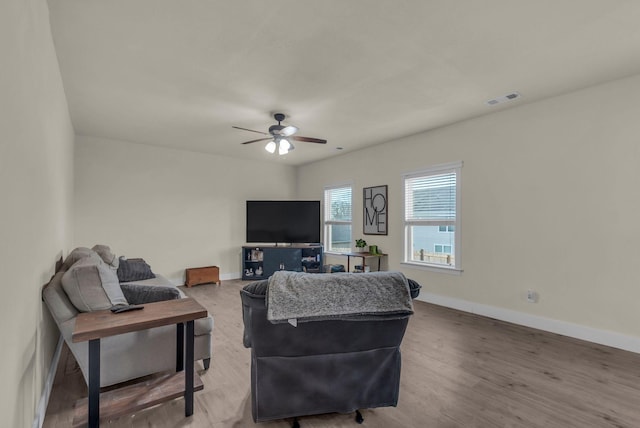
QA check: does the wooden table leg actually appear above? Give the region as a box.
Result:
[88,339,100,427]
[185,320,195,416]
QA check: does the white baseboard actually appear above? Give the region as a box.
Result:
[33,336,63,428]
[417,292,640,354]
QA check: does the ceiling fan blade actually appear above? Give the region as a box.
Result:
[232,126,269,135]
[241,137,272,145]
[280,125,298,137]
[292,136,327,144]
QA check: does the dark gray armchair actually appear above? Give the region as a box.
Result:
[240,272,420,425]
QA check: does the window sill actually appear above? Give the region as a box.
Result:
[324,251,352,256]
[401,261,463,275]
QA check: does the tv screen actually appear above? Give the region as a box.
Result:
[246,200,321,244]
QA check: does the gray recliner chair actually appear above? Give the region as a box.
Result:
[240,271,420,426]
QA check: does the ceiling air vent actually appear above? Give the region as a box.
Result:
[486,92,521,106]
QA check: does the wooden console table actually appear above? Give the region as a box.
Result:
[341,252,388,272]
[72,298,208,427]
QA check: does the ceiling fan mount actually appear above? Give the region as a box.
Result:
[233,113,327,155]
[268,113,297,137]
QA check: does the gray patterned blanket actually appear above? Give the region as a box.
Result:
[266,270,413,324]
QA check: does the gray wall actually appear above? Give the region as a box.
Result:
[74,135,297,282]
[297,73,640,350]
[0,0,75,425]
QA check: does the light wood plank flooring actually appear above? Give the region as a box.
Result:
[43,279,640,427]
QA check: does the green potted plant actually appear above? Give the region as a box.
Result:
[354,238,367,252]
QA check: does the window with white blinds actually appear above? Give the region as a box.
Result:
[403,161,462,270]
[324,185,352,253]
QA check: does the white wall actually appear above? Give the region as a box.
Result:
[0,0,75,426]
[297,73,640,347]
[74,136,297,282]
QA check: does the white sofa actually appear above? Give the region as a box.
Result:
[43,246,213,387]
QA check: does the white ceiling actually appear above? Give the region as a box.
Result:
[48,1,640,166]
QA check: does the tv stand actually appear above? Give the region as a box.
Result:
[242,244,323,280]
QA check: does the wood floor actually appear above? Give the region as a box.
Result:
[43,279,640,427]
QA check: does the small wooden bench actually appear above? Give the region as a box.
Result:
[185,266,220,287]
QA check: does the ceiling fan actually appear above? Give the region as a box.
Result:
[233,113,327,155]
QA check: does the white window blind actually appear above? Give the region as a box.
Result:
[403,161,462,270]
[325,186,352,221]
[405,171,456,225]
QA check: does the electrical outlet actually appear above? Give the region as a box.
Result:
[526,289,537,303]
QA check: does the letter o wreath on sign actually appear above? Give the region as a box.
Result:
[363,185,388,235]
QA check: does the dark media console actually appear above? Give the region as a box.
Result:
[242,245,323,280]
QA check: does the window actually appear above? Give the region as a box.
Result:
[324,185,352,253]
[403,161,462,270]
[434,245,452,254]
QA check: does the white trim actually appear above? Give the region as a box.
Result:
[417,291,640,354]
[222,272,242,280]
[169,276,183,285]
[401,261,463,275]
[324,250,351,256]
[323,184,353,253]
[323,181,354,191]
[33,336,63,428]
[402,160,464,179]
[402,161,463,270]
[454,164,462,268]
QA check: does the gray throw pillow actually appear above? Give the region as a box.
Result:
[62,257,128,312]
[120,283,180,305]
[117,257,156,282]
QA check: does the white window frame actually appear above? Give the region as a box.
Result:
[324,184,353,254]
[402,161,463,274]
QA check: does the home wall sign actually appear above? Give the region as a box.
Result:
[363,185,387,235]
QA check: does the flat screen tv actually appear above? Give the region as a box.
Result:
[246,200,321,244]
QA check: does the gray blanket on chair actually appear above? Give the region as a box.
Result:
[266,270,414,324]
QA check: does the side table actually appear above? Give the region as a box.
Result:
[341,252,388,272]
[72,298,208,427]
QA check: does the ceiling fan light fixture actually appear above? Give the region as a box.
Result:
[265,141,276,153]
[235,113,326,152]
[278,139,291,155]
